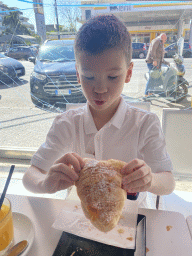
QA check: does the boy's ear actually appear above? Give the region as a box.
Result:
[75,64,81,84]
[125,62,134,83]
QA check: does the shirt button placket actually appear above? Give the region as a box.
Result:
[95,132,102,160]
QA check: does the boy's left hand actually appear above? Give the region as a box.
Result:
[121,159,152,193]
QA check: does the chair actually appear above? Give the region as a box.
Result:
[156,108,192,212]
[126,101,151,111]
[162,108,192,177]
[66,101,151,112]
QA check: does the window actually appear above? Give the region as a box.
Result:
[1,2,191,165]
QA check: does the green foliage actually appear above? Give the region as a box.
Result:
[25,40,32,46]
[31,33,42,44]
[2,11,31,35]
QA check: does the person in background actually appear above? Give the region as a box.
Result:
[145,33,170,97]
[22,15,175,208]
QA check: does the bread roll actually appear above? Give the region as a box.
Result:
[75,158,127,232]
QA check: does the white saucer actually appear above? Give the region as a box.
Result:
[12,212,35,255]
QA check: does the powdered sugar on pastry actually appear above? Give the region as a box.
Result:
[75,158,127,232]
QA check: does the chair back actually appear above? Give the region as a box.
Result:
[162,108,192,176]
[127,101,151,111]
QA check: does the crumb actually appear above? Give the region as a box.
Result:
[88,227,92,231]
[146,247,150,253]
[126,236,133,241]
[120,215,125,219]
[117,228,124,234]
[166,225,173,231]
[70,248,83,256]
[74,205,78,209]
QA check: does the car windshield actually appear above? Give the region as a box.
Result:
[0,53,6,58]
[38,44,75,62]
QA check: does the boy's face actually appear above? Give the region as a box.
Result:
[76,48,133,114]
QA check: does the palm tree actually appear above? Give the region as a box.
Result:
[2,11,31,35]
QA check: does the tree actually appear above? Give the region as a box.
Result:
[56,0,81,32]
[2,11,31,35]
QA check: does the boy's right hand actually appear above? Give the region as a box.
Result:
[41,153,85,193]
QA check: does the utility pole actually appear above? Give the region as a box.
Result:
[54,0,60,39]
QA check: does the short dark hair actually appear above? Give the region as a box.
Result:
[74,14,132,66]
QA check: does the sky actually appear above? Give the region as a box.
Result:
[4,0,190,32]
[5,0,55,30]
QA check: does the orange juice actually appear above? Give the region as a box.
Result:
[0,198,14,253]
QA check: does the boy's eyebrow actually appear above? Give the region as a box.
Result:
[106,67,122,71]
[81,67,122,72]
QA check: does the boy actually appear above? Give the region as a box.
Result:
[23,15,175,208]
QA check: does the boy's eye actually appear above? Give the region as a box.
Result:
[108,76,118,80]
[85,76,94,80]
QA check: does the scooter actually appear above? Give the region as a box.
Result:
[144,37,189,103]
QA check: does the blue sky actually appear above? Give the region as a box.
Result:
[4,0,189,32]
[5,0,55,30]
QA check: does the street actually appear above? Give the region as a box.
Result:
[0,58,192,149]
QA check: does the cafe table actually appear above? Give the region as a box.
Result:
[6,188,192,256]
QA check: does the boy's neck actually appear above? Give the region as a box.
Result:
[89,98,121,131]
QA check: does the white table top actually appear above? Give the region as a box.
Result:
[7,192,192,256]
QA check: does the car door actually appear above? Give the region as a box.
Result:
[19,48,25,59]
[8,48,18,59]
[167,44,177,57]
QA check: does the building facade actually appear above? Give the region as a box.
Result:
[79,1,192,46]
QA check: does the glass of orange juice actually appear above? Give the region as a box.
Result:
[0,198,14,255]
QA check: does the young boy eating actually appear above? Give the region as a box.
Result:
[23,15,175,208]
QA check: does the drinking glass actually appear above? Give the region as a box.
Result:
[0,198,14,255]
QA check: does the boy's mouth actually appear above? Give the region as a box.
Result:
[94,100,105,106]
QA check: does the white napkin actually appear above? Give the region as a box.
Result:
[52,199,138,249]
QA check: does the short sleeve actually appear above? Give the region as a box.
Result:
[31,114,73,172]
[138,113,173,173]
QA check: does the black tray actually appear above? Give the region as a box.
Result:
[52,214,146,256]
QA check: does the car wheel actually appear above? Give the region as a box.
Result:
[31,95,43,107]
[139,52,145,59]
[183,52,191,58]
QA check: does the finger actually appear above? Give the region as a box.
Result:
[123,173,152,192]
[71,152,85,169]
[122,165,149,185]
[127,182,152,193]
[55,153,83,173]
[51,163,79,181]
[121,159,145,175]
[57,181,74,192]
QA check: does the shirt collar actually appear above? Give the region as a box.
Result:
[83,97,127,134]
[109,97,127,129]
[84,103,98,134]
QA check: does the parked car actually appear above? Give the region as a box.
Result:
[29,39,86,107]
[132,42,147,59]
[4,46,38,60]
[0,53,25,83]
[164,42,192,58]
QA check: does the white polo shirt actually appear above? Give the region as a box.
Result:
[31,98,173,208]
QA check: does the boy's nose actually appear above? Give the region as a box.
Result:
[94,82,108,94]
